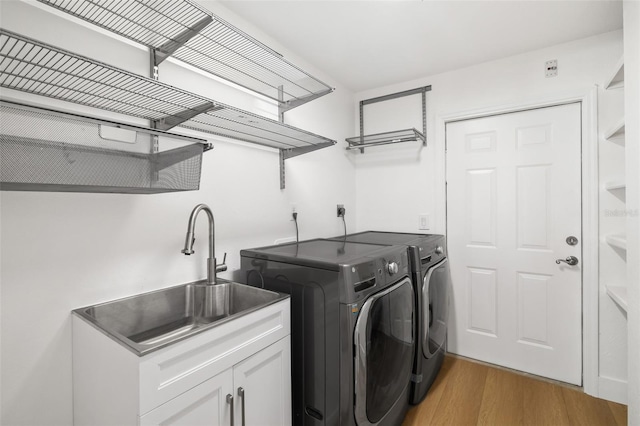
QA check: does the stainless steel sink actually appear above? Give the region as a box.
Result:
[73,280,288,355]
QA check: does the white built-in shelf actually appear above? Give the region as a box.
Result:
[604,57,624,90]
[604,119,626,141]
[606,234,628,251]
[606,285,628,312]
[604,180,626,191]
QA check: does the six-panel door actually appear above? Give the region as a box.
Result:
[446,103,582,385]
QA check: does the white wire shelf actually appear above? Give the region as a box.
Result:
[36,0,333,108]
[346,128,426,151]
[0,29,336,155]
[606,285,628,313]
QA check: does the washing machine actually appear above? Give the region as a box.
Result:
[329,232,448,405]
[240,239,414,425]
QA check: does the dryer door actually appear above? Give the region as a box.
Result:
[354,277,414,425]
[422,258,449,359]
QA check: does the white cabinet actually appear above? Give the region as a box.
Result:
[140,369,233,426]
[72,299,291,425]
[139,337,291,426]
[233,337,291,425]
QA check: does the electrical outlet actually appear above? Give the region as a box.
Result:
[545,59,558,78]
[290,203,297,220]
[337,204,345,217]
[418,214,430,230]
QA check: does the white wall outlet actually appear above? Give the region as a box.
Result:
[418,214,430,230]
[545,59,558,78]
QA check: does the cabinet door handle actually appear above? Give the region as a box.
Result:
[226,394,234,426]
[238,387,246,426]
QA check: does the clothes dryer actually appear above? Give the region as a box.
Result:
[329,232,448,404]
[240,239,414,425]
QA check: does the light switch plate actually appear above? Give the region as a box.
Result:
[418,214,430,230]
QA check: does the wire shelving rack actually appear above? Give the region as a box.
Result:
[36,0,334,110]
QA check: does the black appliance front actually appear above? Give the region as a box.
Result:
[240,239,413,425]
[353,278,414,425]
[415,255,448,402]
[328,231,449,405]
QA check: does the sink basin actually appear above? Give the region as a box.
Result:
[73,280,288,355]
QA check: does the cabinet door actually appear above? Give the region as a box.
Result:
[140,369,233,426]
[233,336,291,426]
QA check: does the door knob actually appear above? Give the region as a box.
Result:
[556,256,579,266]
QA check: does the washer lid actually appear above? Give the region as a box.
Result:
[240,238,399,271]
[332,231,443,247]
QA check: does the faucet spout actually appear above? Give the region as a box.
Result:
[181,204,219,285]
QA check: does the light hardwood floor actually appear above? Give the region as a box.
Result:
[402,356,628,426]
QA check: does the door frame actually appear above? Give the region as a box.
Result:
[434,88,599,396]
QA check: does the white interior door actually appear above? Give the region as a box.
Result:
[446,103,582,385]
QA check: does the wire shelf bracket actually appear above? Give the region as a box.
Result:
[277,141,334,189]
[152,16,214,67]
[152,102,220,131]
[347,86,431,153]
[278,88,334,117]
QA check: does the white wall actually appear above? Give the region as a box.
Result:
[0,1,355,425]
[624,0,640,423]
[354,30,623,234]
[353,30,627,401]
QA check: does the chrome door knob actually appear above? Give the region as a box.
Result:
[556,256,579,266]
[387,262,399,275]
[435,246,444,255]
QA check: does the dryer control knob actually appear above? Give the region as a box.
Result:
[435,246,444,255]
[387,262,399,275]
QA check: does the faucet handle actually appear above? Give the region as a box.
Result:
[216,252,228,273]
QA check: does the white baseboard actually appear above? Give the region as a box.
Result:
[597,375,628,405]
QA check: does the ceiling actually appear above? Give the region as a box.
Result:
[219,1,623,93]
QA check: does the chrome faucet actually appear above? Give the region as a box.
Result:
[181,203,227,285]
